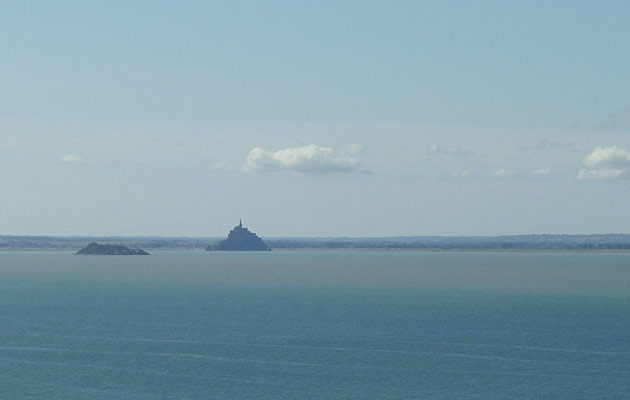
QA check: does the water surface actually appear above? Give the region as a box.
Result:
[1,251,629,399]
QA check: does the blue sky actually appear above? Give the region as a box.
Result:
[1,1,629,236]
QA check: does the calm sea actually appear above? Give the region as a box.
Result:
[1,250,629,399]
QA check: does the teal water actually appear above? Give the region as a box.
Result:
[1,251,629,399]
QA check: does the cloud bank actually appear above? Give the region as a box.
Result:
[243,144,364,174]
[577,146,630,181]
[491,169,514,177]
[59,155,83,163]
[519,138,576,153]
[532,168,551,176]
[428,144,474,157]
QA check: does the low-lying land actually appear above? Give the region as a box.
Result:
[76,242,150,255]
[1,234,630,251]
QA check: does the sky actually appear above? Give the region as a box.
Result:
[1,1,630,237]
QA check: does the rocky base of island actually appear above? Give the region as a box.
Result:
[77,242,150,255]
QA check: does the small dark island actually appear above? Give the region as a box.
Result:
[207,220,270,251]
[77,242,150,255]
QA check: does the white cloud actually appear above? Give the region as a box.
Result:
[428,144,473,157]
[577,168,627,181]
[491,169,514,177]
[577,146,630,181]
[243,144,365,174]
[59,155,83,163]
[532,168,551,176]
[582,146,630,169]
[206,161,236,171]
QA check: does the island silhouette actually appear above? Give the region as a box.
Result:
[77,242,150,255]
[207,220,270,251]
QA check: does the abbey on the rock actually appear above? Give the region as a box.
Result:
[207,220,270,251]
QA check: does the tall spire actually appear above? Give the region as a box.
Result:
[239,218,242,228]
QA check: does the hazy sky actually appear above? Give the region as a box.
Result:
[2,1,629,237]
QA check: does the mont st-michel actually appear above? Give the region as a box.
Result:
[207,220,270,251]
[77,242,150,255]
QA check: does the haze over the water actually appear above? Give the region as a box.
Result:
[2,2,629,237]
[3,251,630,298]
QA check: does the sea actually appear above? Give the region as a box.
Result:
[1,250,629,399]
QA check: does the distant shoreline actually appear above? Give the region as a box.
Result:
[2,234,630,252]
[2,244,630,253]
[2,249,630,255]
[267,247,630,253]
